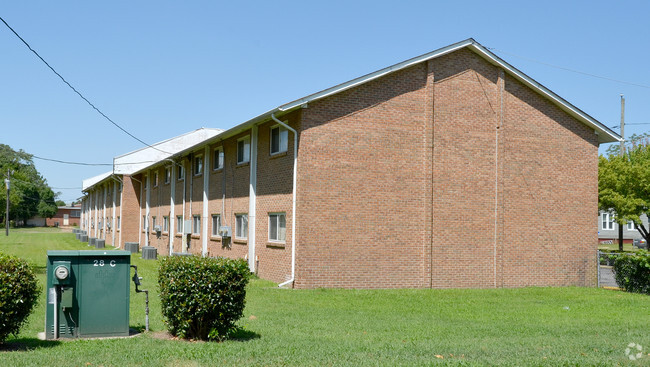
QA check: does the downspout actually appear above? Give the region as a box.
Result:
[202,145,210,257]
[272,113,298,288]
[248,125,258,273]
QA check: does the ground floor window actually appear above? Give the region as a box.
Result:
[177,216,183,233]
[117,216,120,230]
[212,214,221,236]
[236,214,248,239]
[269,213,286,242]
[163,216,169,232]
[193,215,201,235]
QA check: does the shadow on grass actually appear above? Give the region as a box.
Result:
[0,337,61,352]
[227,327,261,342]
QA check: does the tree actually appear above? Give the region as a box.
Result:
[0,144,58,225]
[55,200,66,207]
[599,141,650,251]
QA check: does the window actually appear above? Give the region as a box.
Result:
[237,136,250,164]
[153,172,159,187]
[269,213,286,242]
[177,165,185,181]
[270,126,288,154]
[177,216,183,233]
[117,216,121,230]
[152,216,157,231]
[71,210,81,218]
[163,216,169,232]
[602,213,614,230]
[142,216,146,230]
[236,214,248,239]
[164,167,171,184]
[193,215,201,235]
[118,182,122,192]
[213,147,224,170]
[212,214,221,236]
[627,221,635,231]
[194,155,203,176]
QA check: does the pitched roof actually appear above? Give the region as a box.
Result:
[211,38,620,144]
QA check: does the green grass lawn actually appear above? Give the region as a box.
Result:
[1,229,649,366]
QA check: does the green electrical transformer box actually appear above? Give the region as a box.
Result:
[45,250,131,339]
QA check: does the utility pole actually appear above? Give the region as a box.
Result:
[620,94,625,156]
[5,170,9,236]
[618,95,625,251]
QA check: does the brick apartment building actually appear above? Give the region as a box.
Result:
[45,205,82,227]
[82,39,620,289]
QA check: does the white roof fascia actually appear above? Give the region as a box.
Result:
[113,128,223,175]
[82,171,112,191]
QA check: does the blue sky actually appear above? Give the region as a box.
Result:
[2,1,649,203]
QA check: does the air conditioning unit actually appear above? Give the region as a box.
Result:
[219,226,232,238]
[183,220,192,235]
[153,225,162,233]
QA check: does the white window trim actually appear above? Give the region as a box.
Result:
[602,213,614,230]
[235,213,248,239]
[268,212,286,243]
[194,154,204,176]
[237,136,251,164]
[213,147,224,171]
[270,125,288,155]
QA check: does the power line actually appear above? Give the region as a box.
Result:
[487,47,650,90]
[33,155,159,166]
[0,16,170,154]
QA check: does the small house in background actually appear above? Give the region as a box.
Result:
[46,205,82,227]
[598,211,649,245]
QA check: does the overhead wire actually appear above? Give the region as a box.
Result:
[487,47,650,90]
[0,15,171,154]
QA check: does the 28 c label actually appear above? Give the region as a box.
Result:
[93,259,117,267]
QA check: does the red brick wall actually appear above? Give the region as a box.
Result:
[293,48,598,289]
[120,175,142,246]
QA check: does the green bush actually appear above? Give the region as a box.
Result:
[158,256,249,341]
[612,250,650,294]
[0,253,41,343]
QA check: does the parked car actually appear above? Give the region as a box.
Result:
[633,238,648,249]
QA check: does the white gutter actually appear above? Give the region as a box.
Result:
[248,125,258,273]
[273,114,298,288]
[202,145,210,257]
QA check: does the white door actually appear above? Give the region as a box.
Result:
[63,214,69,226]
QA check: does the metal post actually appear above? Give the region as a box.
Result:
[620,95,625,156]
[5,170,9,236]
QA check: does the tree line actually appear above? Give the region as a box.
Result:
[0,144,58,226]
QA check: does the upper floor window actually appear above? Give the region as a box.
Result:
[602,213,614,230]
[237,136,250,164]
[213,147,224,170]
[164,167,171,184]
[194,155,203,176]
[177,164,185,181]
[153,172,159,187]
[270,126,288,155]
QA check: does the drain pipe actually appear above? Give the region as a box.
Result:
[272,113,298,288]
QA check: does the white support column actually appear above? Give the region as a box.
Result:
[118,177,123,249]
[202,145,210,257]
[248,125,258,273]
[138,177,143,246]
[103,183,107,240]
[112,180,117,246]
[145,172,151,247]
[170,164,176,255]
[94,190,98,238]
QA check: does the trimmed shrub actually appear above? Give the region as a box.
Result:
[612,250,650,294]
[0,253,41,343]
[158,256,249,341]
